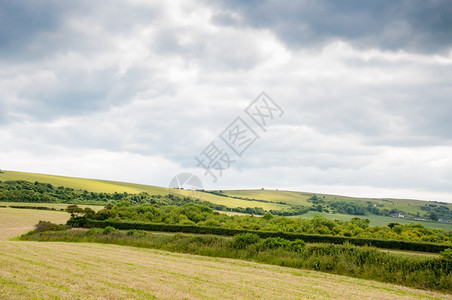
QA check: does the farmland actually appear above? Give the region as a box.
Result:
[294,211,452,230]
[0,170,289,211]
[0,209,450,299]
[1,170,452,229]
[0,201,103,212]
[222,189,452,220]
[0,207,69,240]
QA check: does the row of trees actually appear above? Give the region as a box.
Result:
[307,195,449,221]
[67,201,452,245]
[3,180,450,222]
[0,180,267,215]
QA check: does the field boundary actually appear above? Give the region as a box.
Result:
[70,218,451,253]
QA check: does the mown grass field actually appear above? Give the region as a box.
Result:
[0,209,450,299]
[0,207,69,240]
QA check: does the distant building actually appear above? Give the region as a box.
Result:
[390,212,411,218]
[438,219,452,223]
[415,218,427,221]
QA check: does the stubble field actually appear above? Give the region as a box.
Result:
[0,208,451,299]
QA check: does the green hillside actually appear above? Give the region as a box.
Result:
[221,189,452,228]
[0,170,169,195]
[222,189,452,215]
[1,170,452,229]
[0,170,288,211]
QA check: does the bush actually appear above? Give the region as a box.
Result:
[232,233,260,249]
[35,221,68,233]
[441,248,452,260]
[288,239,306,252]
[66,217,87,228]
[261,237,290,250]
[87,228,104,235]
[103,226,117,235]
[126,229,148,236]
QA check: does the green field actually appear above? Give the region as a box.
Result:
[293,211,452,230]
[223,189,452,215]
[222,189,452,229]
[0,207,69,240]
[0,170,168,194]
[2,170,452,229]
[0,202,103,211]
[221,189,313,206]
[0,170,289,211]
[0,209,449,299]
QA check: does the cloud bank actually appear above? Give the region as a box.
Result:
[1,0,452,202]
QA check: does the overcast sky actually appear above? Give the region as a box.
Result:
[1,0,452,202]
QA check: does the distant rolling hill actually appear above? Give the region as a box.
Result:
[1,170,451,229]
[220,189,451,218]
[0,170,288,211]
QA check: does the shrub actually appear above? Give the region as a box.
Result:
[261,237,290,250]
[87,228,104,235]
[288,239,306,252]
[126,229,148,236]
[35,221,68,233]
[232,233,260,249]
[66,216,90,228]
[441,248,452,260]
[387,222,400,229]
[103,226,117,235]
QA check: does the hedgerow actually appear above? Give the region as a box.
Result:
[67,218,449,253]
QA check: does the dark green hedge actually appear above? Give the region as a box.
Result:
[67,218,450,253]
[9,205,63,211]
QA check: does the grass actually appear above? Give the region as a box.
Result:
[223,189,452,220]
[293,211,452,230]
[0,201,104,212]
[0,209,450,298]
[0,170,170,194]
[2,170,452,229]
[221,189,313,206]
[0,207,69,240]
[19,229,452,293]
[3,241,449,299]
[0,170,288,211]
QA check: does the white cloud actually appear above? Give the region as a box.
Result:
[1,0,452,202]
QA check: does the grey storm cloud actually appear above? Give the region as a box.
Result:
[212,0,452,54]
[0,0,63,60]
[0,0,160,60]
